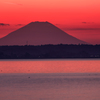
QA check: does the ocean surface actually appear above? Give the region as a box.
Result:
[0,59,100,100]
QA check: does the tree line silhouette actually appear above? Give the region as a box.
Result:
[0,44,100,59]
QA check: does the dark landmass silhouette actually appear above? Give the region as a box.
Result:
[0,21,87,45]
[0,44,100,59]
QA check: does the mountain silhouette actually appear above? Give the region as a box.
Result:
[0,21,87,45]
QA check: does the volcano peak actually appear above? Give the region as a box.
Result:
[0,21,87,45]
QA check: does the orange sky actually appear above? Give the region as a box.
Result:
[0,0,100,44]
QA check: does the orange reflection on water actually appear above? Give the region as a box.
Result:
[0,59,100,73]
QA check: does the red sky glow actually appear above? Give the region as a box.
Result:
[0,0,100,44]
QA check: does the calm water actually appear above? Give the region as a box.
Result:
[0,59,100,100]
[0,59,100,73]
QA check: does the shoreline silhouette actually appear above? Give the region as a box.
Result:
[0,44,100,59]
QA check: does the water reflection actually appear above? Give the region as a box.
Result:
[0,59,100,73]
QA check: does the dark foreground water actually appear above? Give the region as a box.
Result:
[0,73,100,100]
[0,59,100,100]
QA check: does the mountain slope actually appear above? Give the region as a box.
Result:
[0,21,87,45]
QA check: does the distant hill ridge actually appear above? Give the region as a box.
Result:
[0,21,87,45]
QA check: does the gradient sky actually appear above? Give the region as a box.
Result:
[0,0,100,44]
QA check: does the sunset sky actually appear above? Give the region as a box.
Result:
[0,0,100,44]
